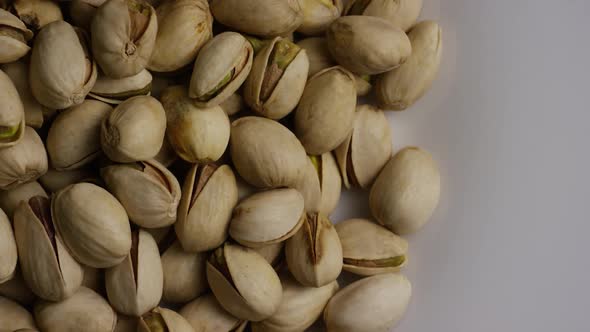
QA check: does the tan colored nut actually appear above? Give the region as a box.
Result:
[0,209,17,284]
[354,74,372,96]
[219,93,244,116]
[161,241,208,303]
[0,270,37,306]
[290,157,321,213]
[0,9,32,63]
[0,67,25,147]
[323,273,412,332]
[1,61,46,129]
[297,0,342,35]
[89,69,152,105]
[376,20,443,110]
[114,314,137,332]
[38,168,96,193]
[180,294,247,332]
[138,307,194,332]
[0,126,48,191]
[11,0,63,31]
[345,0,422,31]
[0,181,46,220]
[0,296,37,330]
[252,242,285,271]
[69,0,107,31]
[370,147,441,234]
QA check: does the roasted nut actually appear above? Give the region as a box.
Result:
[138,307,195,332]
[11,0,63,31]
[0,181,46,219]
[0,296,37,330]
[1,61,46,129]
[297,0,342,35]
[0,209,17,284]
[345,0,422,31]
[161,241,208,304]
[180,294,247,332]
[89,69,153,104]
[0,126,48,190]
[0,9,32,63]
[0,67,25,147]
[219,92,244,116]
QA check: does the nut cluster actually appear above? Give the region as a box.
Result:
[0,0,442,331]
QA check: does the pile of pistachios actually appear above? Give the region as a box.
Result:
[0,0,443,331]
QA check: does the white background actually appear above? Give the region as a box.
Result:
[331,0,590,331]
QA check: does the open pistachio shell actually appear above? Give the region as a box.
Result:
[230,188,305,248]
[138,307,194,332]
[52,182,132,268]
[1,61,45,129]
[244,37,309,120]
[101,159,181,228]
[0,270,37,306]
[38,168,96,193]
[323,273,412,332]
[0,126,48,190]
[294,66,356,155]
[47,100,112,171]
[0,68,25,147]
[69,0,106,31]
[376,20,443,110]
[297,0,343,35]
[345,0,422,31]
[0,9,32,63]
[206,243,283,321]
[0,181,46,220]
[90,69,152,105]
[175,164,238,252]
[0,296,37,330]
[180,294,247,332]
[189,32,253,108]
[285,213,342,287]
[91,0,158,78]
[253,242,284,271]
[34,287,117,332]
[334,104,392,189]
[370,147,440,235]
[11,0,63,31]
[0,209,17,284]
[161,241,208,303]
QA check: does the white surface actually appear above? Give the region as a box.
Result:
[331,1,590,331]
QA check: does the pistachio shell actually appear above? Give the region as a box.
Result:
[0,68,25,147]
[230,116,308,188]
[290,157,322,213]
[34,287,117,332]
[101,159,181,228]
[0,209,17,284]
[1,61,45,129]
[230,188,305,248]
[0,9,32,63]
[69,0,105,31]
[323,273,411,332]
[189,32,253,108]
[206,243,282,321]
[38,168,96,193]
[175,164,238,252]
[370,147,441,234]
[353,74,372,96]
[138,307,194,332]
[161,241,208,303]
[334,104,392,189]
[47,100,112,171]
[285,213,342,287]
[296,37,334,77]
[148,0,213,72]
[91,0,158,78]
[180,294,247,332]
[318,152,342,215]
[252,242,284,270]
[52,182,132,268]
[236,175,258,202]
[161,85,230,163]
[219,93,244,116]
[0,296,37,330]
[297,0,343,35]
[210,0,303,37]
[0,270,37,305]
[89,69,152,104]
[345,0,422,31]
[101,95,167,163]
[294,66,356,154]
[0,181,46,219]
[12,0,63,31]
[376,20,443,110]
[0,126,48,190]
[114,314,137,332]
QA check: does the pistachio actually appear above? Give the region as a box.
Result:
[138,307,194,332]
[285,213,343,287]
[101,95,167,163]
[210,0,303,37]
[0,270,37,306]
[252,242,285,271]
[376,20,443,110]
[297,0,343,35]
[334,104,392,189]
[189,32,253,108]
[0,209,17,284]
[11,0,63,31]
[0,296,37,331]
[323,273,412,332]
[327,15,412,75]
[91,0,158,78]
[149,0,213,72]
[30,21,97,109]
[101,159,181,228]
[114,314,137,332]
[230,116,308,188]
[51,182,132,268]
[219,92,244,116]
[38,167,97,193]
[292,153,342,215]
[161,241,208,303]
[229,188,305,248]
[34,287,117,332]
[345,0,422,31]
[69,0,106,31]
[0,68,25,147]
[1,61,45,129]
[47,100,112,171]
[175,164,238,252]
[354,73,372,96]
[89,69,153,104]
[206,243,282,321]
[0,181,46,219]
[290,157,322,213]
[244,37,309,120]
[236,174,258,201]
[0,9,32,63]
[0,126,48,191]
[180,294,247,332]
[161,85,230,163]
[294,66,356,154]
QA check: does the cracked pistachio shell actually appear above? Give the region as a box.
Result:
[91,0,158,78]
[0,68,25,147]
[180,294,247,332]
[294,66,356,154]
[327,16,411,75]
[14,197,83,301]
[106,229,163,316]
[293,153,342,215]
[230,188,305,248]
[30,21,97,109]
[175,164,238,252]
[0,9,32,63]
[12,0,63,31]
[161,85,230,163]
[285,213,342,287]
[148,0,213,72]
[0,296,37,330]
[101,95,166,163]
[219,93,244,116]
[0,270,37,306]
[38,168,96,193]
[206,243,282,321]
[323,273,411,332]
[334,104,392,189]
[34,287,117,332]
[370,147,440,234]
[345,0,422,31]
[47,100,112,171]
[230,116,308,188]
[376,20,442,110]
[101,159,181,228]
[0,181,46,220]
[69,0,107,31]
[335,219,407,276]
[210,0,302,37]
[138,307,194,332]
[253,242,284,270]
[52,182,132,268]
[189,32,253,108]
[251,274,339,332]
[0,127,48,190]
[1,61,45,129]
[0,209,17,284]
[161,241,208,303]
[244,37,309,120]
[90,69,152,105]
[297,0,343,35]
